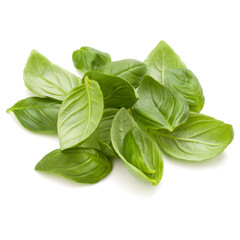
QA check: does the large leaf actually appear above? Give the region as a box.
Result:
[152,112,234,161]
[166,68,205,112]
[72,46,111,74]
[83,71,138,108]
[35,148,112,184]
[24,50,81,101]
[100,59,147,88]
[132,75,189,132]
[111,108,163,185]
[7,97,60,133]
[145,41,186,84]
[95,108,118,158]
[58,77,103,150]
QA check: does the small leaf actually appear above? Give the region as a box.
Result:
[132,75,189,132]
[100,59,147,88]
[84,71,138,108]
[35,148,112,184]
[145,41,186,84]
[24,50,81,101]
[166,68,205,112]
[111,108,163,185]
[7,97,61,133]
[72,46,111,74]
[152,112,234,161]
[58,77,104,150]
[95,108,118,158]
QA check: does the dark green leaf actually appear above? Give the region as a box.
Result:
[111,108,163,185]
[152,112,234,161]
[58,77,104,150]
[145,41,186,84]
[35,148,112,184]
[132,75,189,132]
[72,46,111,74]
[100,59,147,88]
[7,97,61,134]
[24,50,81,101]
[83,71,138,108]
[166,68,205,112]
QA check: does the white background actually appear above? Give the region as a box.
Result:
[1,1,239,239]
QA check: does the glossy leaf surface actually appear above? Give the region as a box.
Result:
[7,97,61,133]
[100,59,147,88]
[58,77,103,150]
[166,68,205,112]
[111,108,163,185]
[84,71,138,108]
[153,113,234,161]
[95,108,118,157]
[35,148,112,184]
[24,50,81,101]
[72,46,111,74]
[145,41,186,84]
[132,76,189,132]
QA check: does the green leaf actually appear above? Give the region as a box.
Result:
[72,46,111,74]
[58,77,104,150]
[145,41,186,84]
[35,148,112,184]
[152,112,234,161]
[83,71,138,108]
[166,69,205,112]
[100,59,147,88]
[7,97,61,134]
[123,128,156,174]
[24,50,81,101]
[111,108,163,185]
[95,108,118,158]
[132,75,189,132]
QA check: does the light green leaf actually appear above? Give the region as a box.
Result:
[145,41,186,84]
[132,75,189,132]
[58,77,103,150]
[152,112,234,161]
[24,50,81,101]
[123,128,156,174]
[95,108,118,158]
[83,71,138,108]
[166,68,205,112]
[35,148,112,184]
[72,46,111,74]
[111,108,163,185]
[7,97,60,134]
[100,59,147,88]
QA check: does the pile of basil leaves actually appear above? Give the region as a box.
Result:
[7,41,233,185]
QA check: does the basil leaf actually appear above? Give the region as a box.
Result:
[145,41,186,84]
[132,75,189,132]
[72,46,111,74]
[83,71,138,108]
[95,108,118,158]
[24,50,81,101]
[100,59,147,88]
[35,148,112,184]
[166,69,205,112]
[152,112,234,161]
[111,108,163,185]
[58,77,104,150]
[123,128,155,174]
[7,97,60,134]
